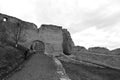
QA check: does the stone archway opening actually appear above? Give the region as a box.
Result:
[31,40,45,53]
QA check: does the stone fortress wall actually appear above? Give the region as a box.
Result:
[0,13,75,56]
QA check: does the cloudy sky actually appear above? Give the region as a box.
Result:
[0,0,120,50]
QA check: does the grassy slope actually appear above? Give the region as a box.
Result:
[74,51,120,69]
[0,45,25,79]
[60,57,120,80]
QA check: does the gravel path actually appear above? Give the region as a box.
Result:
[53,58,71,80]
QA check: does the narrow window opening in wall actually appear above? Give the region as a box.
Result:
[3,17,8,22]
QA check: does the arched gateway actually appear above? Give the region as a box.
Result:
[30,40,45,53]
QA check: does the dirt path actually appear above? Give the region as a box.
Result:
[7,53,59,80]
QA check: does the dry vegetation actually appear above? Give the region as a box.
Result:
[73,50,120,69]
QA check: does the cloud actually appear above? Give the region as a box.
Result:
[68,0,120,33]
[34,0,111,28]
[72,26,120,50]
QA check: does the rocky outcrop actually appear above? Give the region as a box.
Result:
[71,46,87,56]
[88,47,110,54]
[62,29,75,55]
[72,46,87,52]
